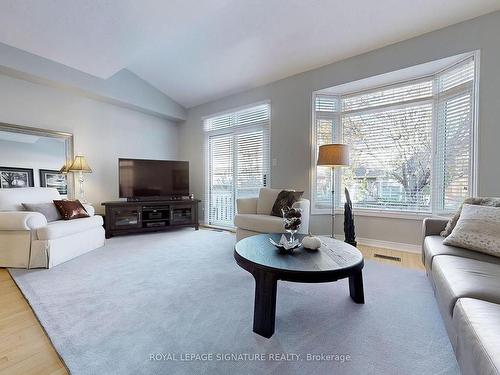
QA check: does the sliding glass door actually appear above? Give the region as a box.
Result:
[205,103,270,227]
[207,133,234,226]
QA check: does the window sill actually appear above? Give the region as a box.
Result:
[310,207,447,220]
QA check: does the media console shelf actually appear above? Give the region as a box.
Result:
[102,199,200,239]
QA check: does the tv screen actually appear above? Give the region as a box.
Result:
[119,159,189,198]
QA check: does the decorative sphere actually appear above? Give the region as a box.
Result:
[302,235,321,250]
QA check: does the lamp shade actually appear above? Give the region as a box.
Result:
[59,163,70,174]
[68,155,92,173]
[317,144,350,166]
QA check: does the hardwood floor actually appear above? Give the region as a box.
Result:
[357,244,425,271]
[0,244,423,375]
[0,269,67,375]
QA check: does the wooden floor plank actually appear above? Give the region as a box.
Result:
[0,272,11,282]
[358,245,424,270]
[0,351,66,375]
[0,269,67,375]
[0,310,38,338]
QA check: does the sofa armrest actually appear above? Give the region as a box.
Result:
[422,217,449,265]
[292,198,310,234]
[422,217,449,237]
[236,197,258,214]
[82,204,95,216]
[0,211,48,231]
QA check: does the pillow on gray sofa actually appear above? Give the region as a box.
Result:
[441,197,500,237]
[443,204,500,258]
[22,202,62,222]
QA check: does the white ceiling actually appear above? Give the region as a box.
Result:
[0,1,499,108]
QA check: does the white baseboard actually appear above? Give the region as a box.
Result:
[335,234,421,254]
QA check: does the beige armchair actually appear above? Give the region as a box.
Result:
[234,188,310,241]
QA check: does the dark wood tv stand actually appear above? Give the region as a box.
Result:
[101,199,200,239]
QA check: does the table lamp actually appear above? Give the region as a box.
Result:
[59,163,70,174]
[68,155,92,203]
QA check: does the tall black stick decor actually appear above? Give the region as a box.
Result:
[344,187,357,247]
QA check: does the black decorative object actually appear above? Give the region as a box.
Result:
[344,187,357,247]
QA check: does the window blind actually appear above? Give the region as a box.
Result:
[342,80,433,112]
[204,104,270,132]
[434,58,474,212]
[313,95,340,208]
[342,102,433,211]
[315,95,339,112]
[438,58,475,92]
[312,55,476,214]
[205,103,270,227]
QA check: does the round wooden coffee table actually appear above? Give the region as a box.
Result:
[234,233,364,338]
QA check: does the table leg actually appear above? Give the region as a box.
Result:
[349,270,365,304]
[252,270,277,338]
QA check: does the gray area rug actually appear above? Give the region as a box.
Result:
[10,229,459,375]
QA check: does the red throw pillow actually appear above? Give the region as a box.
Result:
[53,200,90,220]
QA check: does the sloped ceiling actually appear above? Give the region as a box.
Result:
[0,0,499,108]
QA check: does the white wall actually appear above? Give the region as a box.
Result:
[0,42,187,121]
[0,73,179,213]
[179,11,500,246]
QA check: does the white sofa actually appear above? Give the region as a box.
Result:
[0,187,105,268]
[234,188,310,241]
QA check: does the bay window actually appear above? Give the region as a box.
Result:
[312,55,477,215]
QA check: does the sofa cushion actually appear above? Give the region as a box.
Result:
[0,187,61,211]
[256,188,282,215]
[423,235,500,272]
[443,204,500,258]
[53,200,90,220]
[234,214,283,234]
[36,215,104,240]
[22,202,62,222]
[453,298,500,375]
[432,256,500,317]
[441,197,500,237]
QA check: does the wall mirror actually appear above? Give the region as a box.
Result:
[0,123,74,198]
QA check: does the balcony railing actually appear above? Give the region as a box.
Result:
[208,188,260,227]
[209,191,234,227]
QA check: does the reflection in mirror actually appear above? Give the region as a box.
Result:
[0,123,74,198]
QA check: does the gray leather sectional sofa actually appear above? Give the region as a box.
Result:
[422,218,500,375]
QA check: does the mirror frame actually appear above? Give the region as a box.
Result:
[0,122,75,198]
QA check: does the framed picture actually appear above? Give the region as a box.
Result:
[0,167,34,189]
[39,169,68,195]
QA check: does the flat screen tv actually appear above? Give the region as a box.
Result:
[119,159,189,199]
